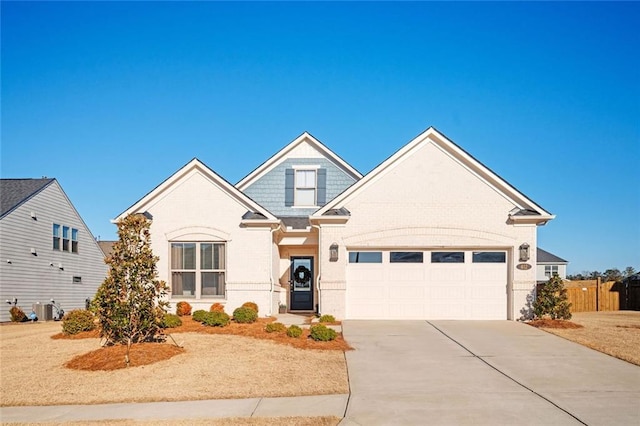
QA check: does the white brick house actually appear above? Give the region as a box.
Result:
[115,127,554,320]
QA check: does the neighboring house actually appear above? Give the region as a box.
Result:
[97,240,117,259]
[115,127,554,320]
[536,248,568,282]
[0,179,107,322]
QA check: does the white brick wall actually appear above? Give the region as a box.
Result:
[318,142,539,320]
[142,170,274,316]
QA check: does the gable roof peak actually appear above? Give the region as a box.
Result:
[115,157,276,222]
[314,126,554,225]
[0,178,56,219]
[236,132,362,190]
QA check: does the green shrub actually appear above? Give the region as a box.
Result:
[162,313,182,328]
[209,303,225,313]
[241,301,259,314]
[286,325,303,338]
[202,311,230,327]
[318,314,336,323]
[192,310,207,322]
[62,310,96,335]
[533,274,572,320]
[9,306,26,322]
[265,322,286,333]
[310,324,337,341]
[176,301,192,316]
[233,306,258,323]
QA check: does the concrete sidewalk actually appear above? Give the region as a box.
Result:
[1,394,349,423]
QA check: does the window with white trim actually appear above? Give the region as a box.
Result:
[545,265,559,277]
[53,224,61,250]
[71,228,79,253]
[295,169,316,206]
[171,242,226,299]
[53,224,78,253]
[62,226,70,251]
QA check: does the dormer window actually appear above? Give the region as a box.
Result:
[285,166,327,208]
[295,169,316,206]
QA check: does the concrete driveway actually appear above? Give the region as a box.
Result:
[341,320,640,426]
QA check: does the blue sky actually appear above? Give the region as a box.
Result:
[2,2,638,274]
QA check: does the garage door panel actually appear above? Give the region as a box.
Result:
[346,250,507,320]
[388,285,425,301]
[430,267,467,281]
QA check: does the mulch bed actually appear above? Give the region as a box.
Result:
[527,319,584,329]
[168,316,353,351]
[56,315,351,372]
[51,329,100,339]
[65,343,185,371]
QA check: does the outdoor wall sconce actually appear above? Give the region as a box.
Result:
[519,243,530,262]
[329,243,339,262]
[58,263,64,270]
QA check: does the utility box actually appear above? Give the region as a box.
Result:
[32,303,53,321]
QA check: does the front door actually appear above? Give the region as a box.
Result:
[290,257,314,311]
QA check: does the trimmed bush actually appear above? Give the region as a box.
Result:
[318,314,336,323]
[192,310,207,322]
[533,274,572,320]
[202,311,230,327]
[62,310,96,335]
[241,301,259,314]
[209,303,225,313]
[176,301,192,317]
[265,322,287,333]
[233,306,258,323]
[310,324,337,341]
[286,325,303,338]
[162,313,182,329]
[9,306,26,322]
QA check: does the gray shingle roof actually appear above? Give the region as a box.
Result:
[537,248,568,263]
[280,216,310,229]
[0,178,55,219]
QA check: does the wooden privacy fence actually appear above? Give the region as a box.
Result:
[565,280,620,313]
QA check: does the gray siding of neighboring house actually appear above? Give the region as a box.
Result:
[0,182,107,322]
[536,263,568,282]
[242,158,357,217]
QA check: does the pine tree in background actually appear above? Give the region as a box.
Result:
[93,214,168,365]
[533,274,572,320]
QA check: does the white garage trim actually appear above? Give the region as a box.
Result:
[346,250,508,320]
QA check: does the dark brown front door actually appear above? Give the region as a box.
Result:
[290,257,313,311]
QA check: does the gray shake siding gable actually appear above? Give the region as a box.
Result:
[242,158,357,217]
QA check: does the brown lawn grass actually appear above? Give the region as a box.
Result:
[0,319,349,407]
[529,311,640,366]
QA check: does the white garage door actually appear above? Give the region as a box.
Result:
[346,250,507,320]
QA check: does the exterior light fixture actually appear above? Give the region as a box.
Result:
[519,243,530,262]
[329,243,339,262]
[58,263,64,270]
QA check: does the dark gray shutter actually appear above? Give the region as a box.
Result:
[285,169,295,206]
[317,168,327,206]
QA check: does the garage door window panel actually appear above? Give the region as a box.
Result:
[431,252,465,263]
[472,252,506,263]
[390,252,423,263]
[348,252,382,263]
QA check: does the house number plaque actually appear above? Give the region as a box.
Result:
[516,263,532,270]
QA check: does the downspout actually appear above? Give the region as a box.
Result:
[310,222,322,315]
[269,222,283,316]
